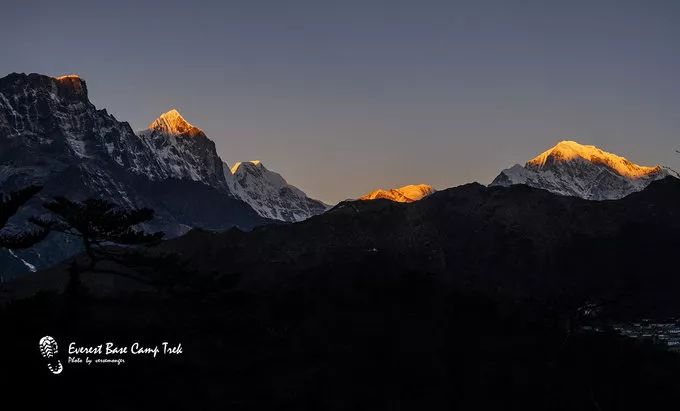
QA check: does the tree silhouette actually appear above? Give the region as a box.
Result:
[31,197,164,292]
[0,185,50,249]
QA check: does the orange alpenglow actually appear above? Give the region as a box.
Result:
[53,74,86,94]
[490,139,669,200]
[148,109,204,137]
[360,184,435,203]
[527,140,662,179]
[55,74,81,80]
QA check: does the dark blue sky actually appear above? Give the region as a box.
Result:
[2,0,679,202]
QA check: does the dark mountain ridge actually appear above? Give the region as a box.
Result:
[159,176,680,317]
[4,178,680,410]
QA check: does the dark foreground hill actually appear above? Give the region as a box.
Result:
[160,176,680,317]
[2,178,680,410]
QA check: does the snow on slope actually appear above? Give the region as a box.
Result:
[0,74,267,278]
[226,160,329,222]
[0,73,171,182]
[360,184,435,203]
[137,109,228,190]
[137,109,328,223]
[490,140,669,200]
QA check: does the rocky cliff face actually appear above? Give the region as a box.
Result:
[0,72,333,277]
[490,140,669,200]
[0,73,266,279]
[0,73,169,189]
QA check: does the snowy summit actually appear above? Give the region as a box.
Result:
[147,109,204,137]
[226,160,329,222]
[491,140,669,200]
[360,184,435,203]
[138,110,329,223]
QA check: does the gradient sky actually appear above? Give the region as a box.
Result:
[2,0,679,203]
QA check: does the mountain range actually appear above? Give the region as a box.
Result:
[0,72,676,279]
[0,73,326,278]
[138,109,329,222]
[3,72,680,410]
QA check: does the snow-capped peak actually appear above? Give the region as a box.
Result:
[139,110,327,222]
[527,140,662,179]
[148,109,203,137]
[137,109,227,188]
[360,184,435,203]
[491,140,669,200]
[226,160,329,222]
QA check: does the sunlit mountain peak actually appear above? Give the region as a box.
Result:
[527,140,661,179]
[55,74,81,80]
[360,183,435,203]
[53,74,87,95]
[492,140,669,200]
[148,109,203,137]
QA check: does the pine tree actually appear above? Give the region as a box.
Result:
[0,185,50,249]
[31,197,164,292]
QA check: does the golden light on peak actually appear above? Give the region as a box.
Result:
[360,183,435,203]
[55,74,81,80]
[527,140,662,179]
[148,109,203,136]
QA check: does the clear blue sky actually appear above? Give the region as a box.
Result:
[2,0,679,203]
